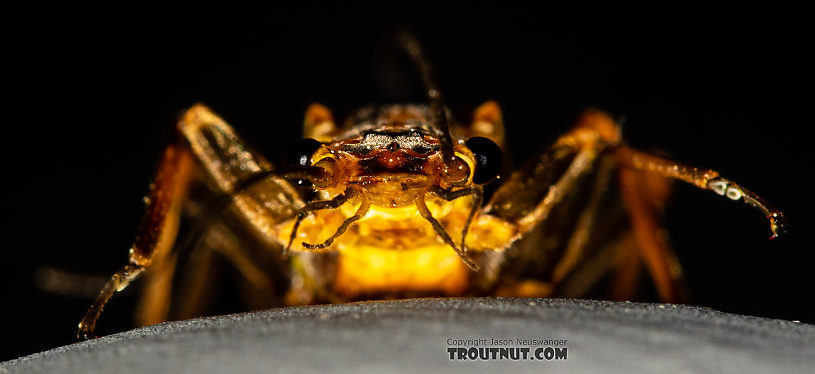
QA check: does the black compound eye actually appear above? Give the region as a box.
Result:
[285,138,322,168]
[466,136,503,184]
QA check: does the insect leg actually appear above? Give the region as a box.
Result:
[286,188,357,253]
[78,265,145,338]
[172,222,280,321]
[551,156,617,284]
[486,110,635,297]
[79,104,303,338]
[134,251,179,327]
[618,167,691,303]
[486,130,604,237]
[556,232,635,298]
[302,191,370,250]
[77,142,195,339]
[416,191,479,270]
[615,146,787,239]
[428,186,484,253]
[495,153,615,298]
[606,233,645,301]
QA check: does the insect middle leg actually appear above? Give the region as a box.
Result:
[483,113,612,296]
[492,142,618,298]
[163,217,290,322]
[486,110,611,235]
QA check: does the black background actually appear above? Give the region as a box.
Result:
[3,3,813,362]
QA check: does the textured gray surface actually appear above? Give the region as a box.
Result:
[3,298,814,373]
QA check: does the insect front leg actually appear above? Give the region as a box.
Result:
[427,186,483,253]
[285,186,360,253]
[416,189,480,270]
[78,104,303,339]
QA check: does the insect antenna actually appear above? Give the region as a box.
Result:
[396,32,457,171]
[397,32,482,268]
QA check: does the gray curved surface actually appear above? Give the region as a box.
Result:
[3,298,814,373]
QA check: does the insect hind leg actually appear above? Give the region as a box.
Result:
[77,265,145,339]
[79,103,304,339]
[618,166,691,303]
[77,142,194,339]
[614,146,787,239]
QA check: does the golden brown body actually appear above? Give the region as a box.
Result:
[77,38,785,339]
